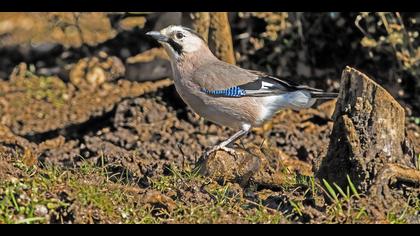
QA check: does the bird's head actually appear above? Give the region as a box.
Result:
[146,25,211,61]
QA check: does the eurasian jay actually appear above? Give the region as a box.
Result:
[146,25,338,157]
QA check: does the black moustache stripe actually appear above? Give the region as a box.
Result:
[167,38,183,55]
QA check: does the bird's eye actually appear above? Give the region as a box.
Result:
[175,32,184,39]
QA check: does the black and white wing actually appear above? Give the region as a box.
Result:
[193,61,337,98]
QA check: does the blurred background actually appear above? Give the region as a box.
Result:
[0,13,419,113]
[1,12,420,157]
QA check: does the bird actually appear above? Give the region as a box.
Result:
[146,25,338,157]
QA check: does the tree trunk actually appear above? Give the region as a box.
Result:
[181,12,210,43]
[208,12,236,65]
[182,12,236,64]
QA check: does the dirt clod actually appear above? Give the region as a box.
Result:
[198,145,312,188]
[141,190,177,212]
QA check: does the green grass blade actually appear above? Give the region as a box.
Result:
[333,183,349,201]
[322,179,338,202]
[15,217,46,224]
[355,207,367,220]
[289,200,303,217]
[346,175,360,199]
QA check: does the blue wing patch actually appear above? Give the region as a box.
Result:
[201,86,246,97]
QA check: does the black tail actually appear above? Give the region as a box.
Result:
[310,91,339,99]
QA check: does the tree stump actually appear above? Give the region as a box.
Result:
[317,67,419,196]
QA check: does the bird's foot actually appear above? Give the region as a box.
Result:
[203,145,237,159]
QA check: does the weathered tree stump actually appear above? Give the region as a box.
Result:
[317,67,419,201]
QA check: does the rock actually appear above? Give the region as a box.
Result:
[317,66,417,192]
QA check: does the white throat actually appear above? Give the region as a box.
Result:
[162,43,180,61]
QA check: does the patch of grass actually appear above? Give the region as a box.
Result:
[21,74,69,109]
[0,162,70,224]
[320,176,369,223]
[61,161,157,224]
[387,193,420,224]
[149,164,286,223]
[242,204,284,224]
[2,156,415,224]
[0,159,288,224]
[284,174,370,223]
[0,159,155,224]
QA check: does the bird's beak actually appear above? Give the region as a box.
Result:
[146,31,169,42]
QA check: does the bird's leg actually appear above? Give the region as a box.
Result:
[204,126,250,157]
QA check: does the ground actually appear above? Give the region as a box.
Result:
[0,12,419,224]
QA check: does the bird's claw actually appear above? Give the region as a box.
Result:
[218,146,237,156]
[203,145,237,159]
